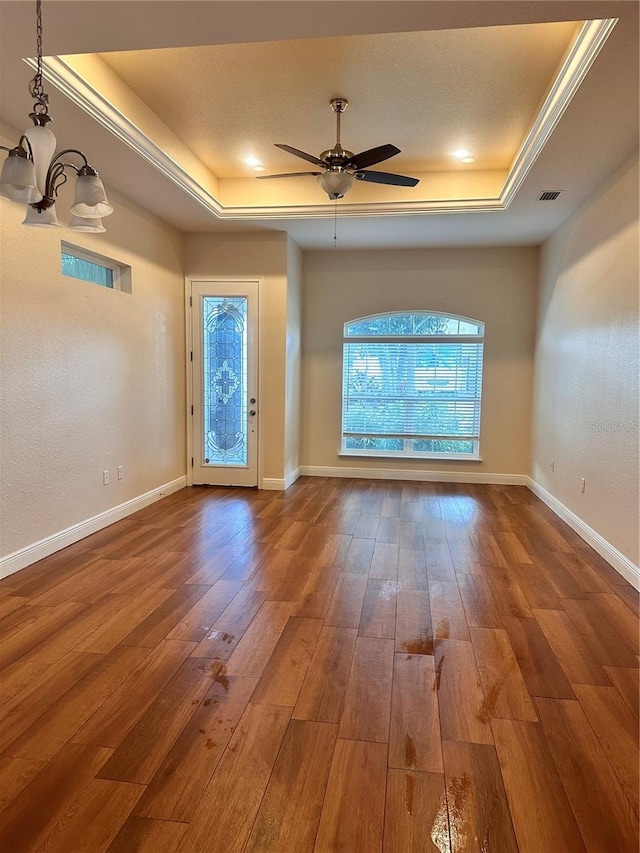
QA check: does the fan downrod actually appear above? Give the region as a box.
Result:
[322,97,353,162]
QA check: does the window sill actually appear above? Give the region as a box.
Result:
[339,452,482,462]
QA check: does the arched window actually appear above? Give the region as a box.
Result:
[342,311,484,459]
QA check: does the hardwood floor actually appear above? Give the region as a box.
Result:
[0,478,638,852]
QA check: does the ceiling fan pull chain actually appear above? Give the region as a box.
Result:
[333,198,338,248]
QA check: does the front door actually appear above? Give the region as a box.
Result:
[190,279,259,486]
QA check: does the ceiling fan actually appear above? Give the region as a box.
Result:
[257,98,420,200]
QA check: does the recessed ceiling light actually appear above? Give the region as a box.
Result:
[452,149,472,160]
[253,166,265,172]
[244,156,261,167]
[461,156,475,164]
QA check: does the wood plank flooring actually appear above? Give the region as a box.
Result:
[0,478,638,852]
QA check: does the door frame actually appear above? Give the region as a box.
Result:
[185,276,264,488]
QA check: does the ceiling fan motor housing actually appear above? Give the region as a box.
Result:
[320,147,355,165]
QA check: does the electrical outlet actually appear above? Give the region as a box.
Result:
[581,478,586,493]
[103,470,109,486]
[551,460,555,473]
[117,465,124,480]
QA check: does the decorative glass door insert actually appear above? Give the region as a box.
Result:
[190,279,259,487]
[203,296,248,466]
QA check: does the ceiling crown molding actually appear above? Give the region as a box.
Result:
[501,17,618,207]
[30,17,616,221]
[28,54,225,218]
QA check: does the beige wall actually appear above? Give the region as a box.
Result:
[301,246,537,477]
[286,237,302,479]
[0,145,186,558]
[532,153,639,565]
[184,231,289,484]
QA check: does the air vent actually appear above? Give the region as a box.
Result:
[539,190,564,201]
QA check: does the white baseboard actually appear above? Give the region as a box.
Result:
[298,466,527,485]
[285,467,301,489]
[261,469,301,491]
[0,476,187,581]
[261,478,287,491]
[525,477,639,590]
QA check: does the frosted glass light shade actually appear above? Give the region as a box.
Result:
[71,175,114,217]
[69,214,106,233]
[317,170,355,199]
[22,204,60,227]
[24,124,57,196]
[0,153,42,203]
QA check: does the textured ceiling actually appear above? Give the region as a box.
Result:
[101,22,580,179]
[0,1,637,247]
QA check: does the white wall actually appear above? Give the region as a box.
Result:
[301,247,537,479]
[0,147,186,561]
[531,153,639,567]
[285,237,302,480]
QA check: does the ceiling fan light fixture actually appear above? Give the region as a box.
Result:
[317,169,355,200]
[262,99,418,200]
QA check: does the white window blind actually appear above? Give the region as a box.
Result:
[341,312,484,458]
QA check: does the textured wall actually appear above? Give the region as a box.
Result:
[184,231,289,483]
[0,166,186,557]
[301,246,537,476]
[532,153,639,565]
[286,237,302,479]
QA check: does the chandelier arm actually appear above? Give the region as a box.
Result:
[0,135,34,160]
[31,161,67,211]
[48,149,89,170]
[41,164,68,202]
[52,170,68,197]
[37,149,91,204]
[44,161,66,199]
[19,135,34,159]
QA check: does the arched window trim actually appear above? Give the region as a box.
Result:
[341,310,485,461]
[344,311,484,339]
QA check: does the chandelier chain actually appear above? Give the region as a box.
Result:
[28,0,49,115]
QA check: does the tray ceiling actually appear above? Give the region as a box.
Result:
[0,1,637,247]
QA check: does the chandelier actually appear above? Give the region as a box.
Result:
[0,0,113,231]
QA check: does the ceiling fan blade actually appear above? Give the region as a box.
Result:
[348,144,401,170]
[257,171,322,179]
[275,144,326,167]
[355,169,419,187]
